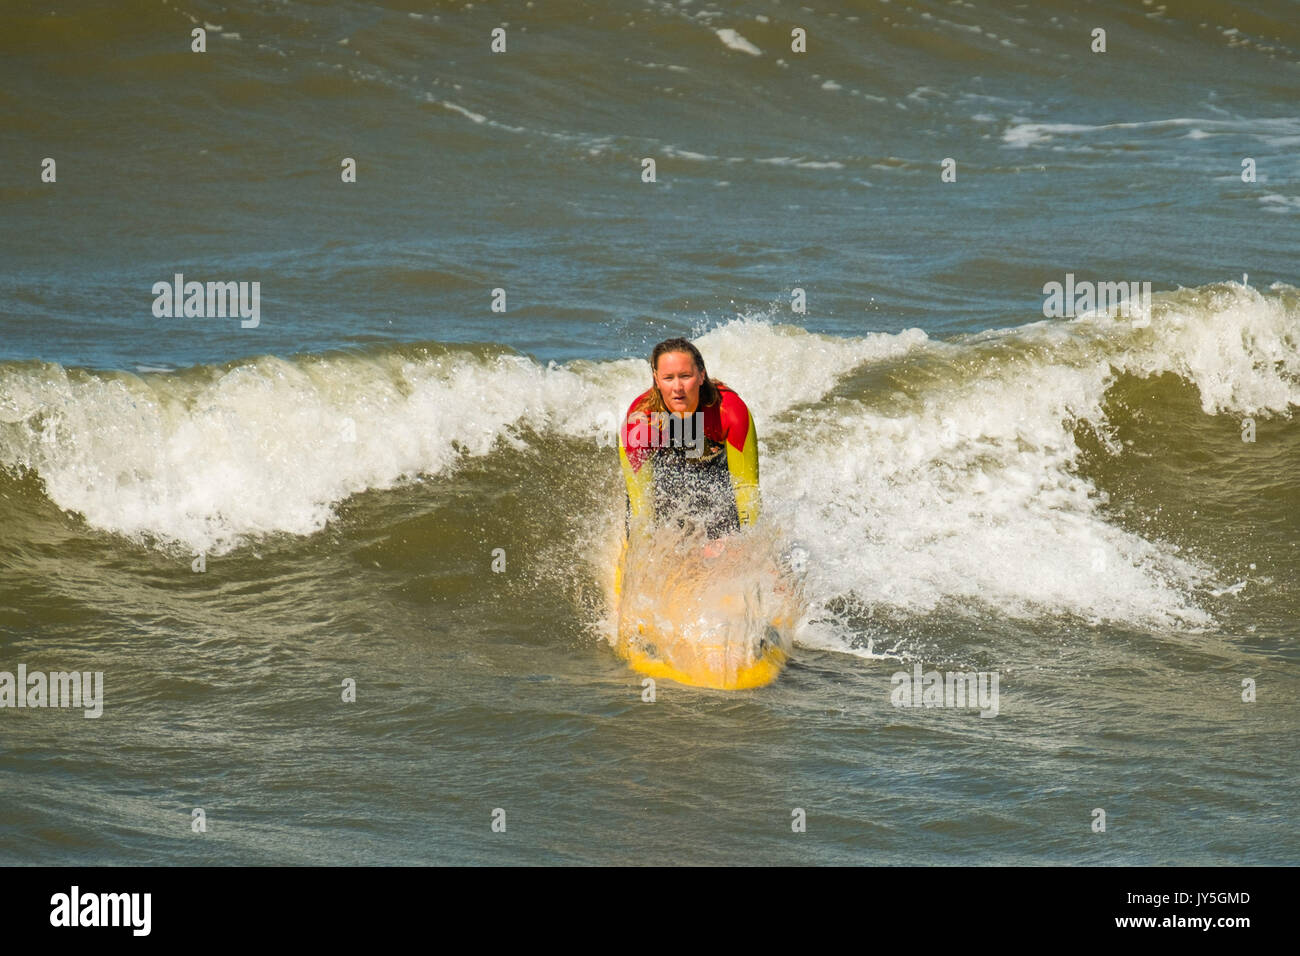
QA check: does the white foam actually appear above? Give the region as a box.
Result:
[766,340,1210,635]
[663,145,716,161]
[4,287,1294,641]
[715,28,762,56]
[755,156,845,169]
[1003,116,1300,148]
[441,100,486,124]
[1259,193,1300,212]
[761,286,1298,639]
[0,320,921,557]
[1075,283,1300,416]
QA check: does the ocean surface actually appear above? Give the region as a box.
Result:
[1,0,1298,865]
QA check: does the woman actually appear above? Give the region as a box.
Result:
[618,338,759,544]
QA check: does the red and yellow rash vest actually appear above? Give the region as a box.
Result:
[618,385,759,540]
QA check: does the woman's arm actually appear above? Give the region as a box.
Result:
[619,408,655,536]
[722,395,760,526]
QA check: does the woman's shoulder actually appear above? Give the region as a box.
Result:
[714,383,748,412]
[625,388,655,416]
[713,384,754,444]
[623,389,657,437]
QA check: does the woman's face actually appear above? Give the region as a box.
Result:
[654,350,704,415]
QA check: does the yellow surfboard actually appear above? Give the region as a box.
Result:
[612,532,800,690]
